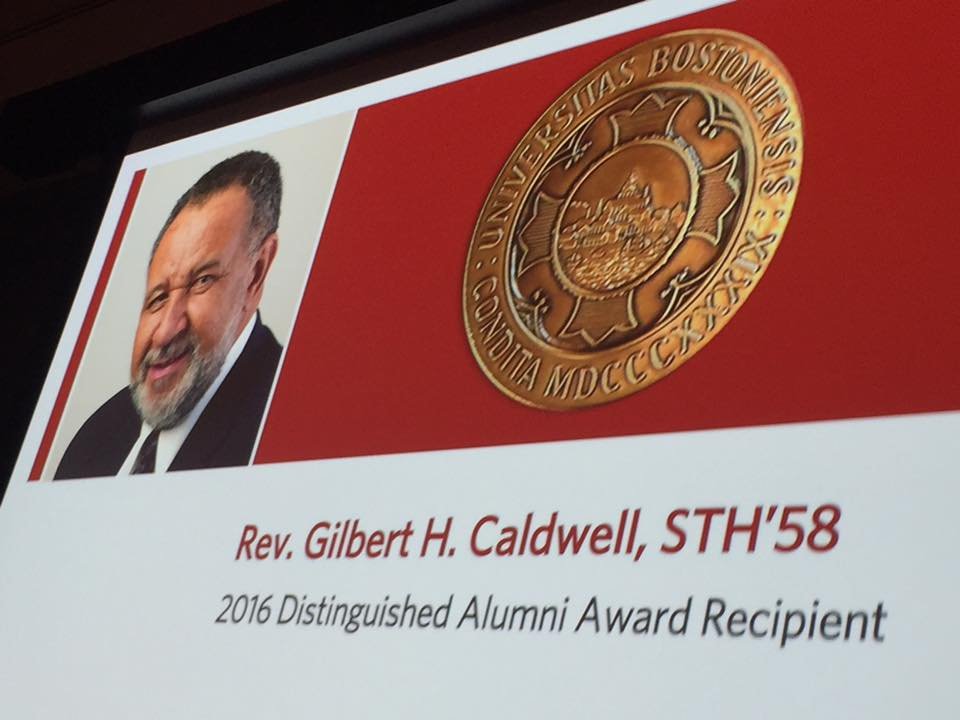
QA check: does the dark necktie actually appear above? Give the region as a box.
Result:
[131,428,160,475]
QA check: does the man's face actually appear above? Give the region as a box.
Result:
[130,185,262,429]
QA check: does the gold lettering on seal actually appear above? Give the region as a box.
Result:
[544,365,575,399]
[600,361,622,394]
[649,337,675,371]
[672,316,704,355]
[624,351,647,385]
[734,232,777,274]
[542,365,602,400]
[516,356,540,391]
[574,367,599,400]
[649,45,671,76]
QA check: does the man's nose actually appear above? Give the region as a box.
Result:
[152,292,189,347]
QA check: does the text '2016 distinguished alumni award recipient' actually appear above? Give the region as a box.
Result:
[56,151,284,479]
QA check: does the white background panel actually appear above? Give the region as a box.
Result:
[1,412,955,717]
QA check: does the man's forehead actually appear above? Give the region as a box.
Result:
[148,186,253,280]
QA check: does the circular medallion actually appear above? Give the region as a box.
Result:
[463,29,803,409]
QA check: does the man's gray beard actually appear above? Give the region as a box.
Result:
[130,320,238,430]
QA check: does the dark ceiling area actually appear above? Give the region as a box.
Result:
[0,0,637,497]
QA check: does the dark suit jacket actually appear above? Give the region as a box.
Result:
[54,319,282,480]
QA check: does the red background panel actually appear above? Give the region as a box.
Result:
[257,0,960,464]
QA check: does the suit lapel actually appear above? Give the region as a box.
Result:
[168,318,281,472]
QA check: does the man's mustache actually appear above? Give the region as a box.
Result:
[139,332,197,376]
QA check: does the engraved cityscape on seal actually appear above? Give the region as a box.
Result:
[463,30,803,409]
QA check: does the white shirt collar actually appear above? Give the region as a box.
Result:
[120,313,258,475]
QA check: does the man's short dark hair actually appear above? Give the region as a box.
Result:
[152,150,282,258]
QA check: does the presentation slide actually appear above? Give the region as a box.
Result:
[3,0,958,716]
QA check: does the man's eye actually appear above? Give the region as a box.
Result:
[145,294,167,312]
[190,274,216,293]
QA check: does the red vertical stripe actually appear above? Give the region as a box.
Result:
[28,169,146,481]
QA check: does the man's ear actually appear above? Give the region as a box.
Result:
[246,233,279,306]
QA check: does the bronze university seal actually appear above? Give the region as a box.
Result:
[463,30,802,409]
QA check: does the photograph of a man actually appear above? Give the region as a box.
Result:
[55,151,284,479]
